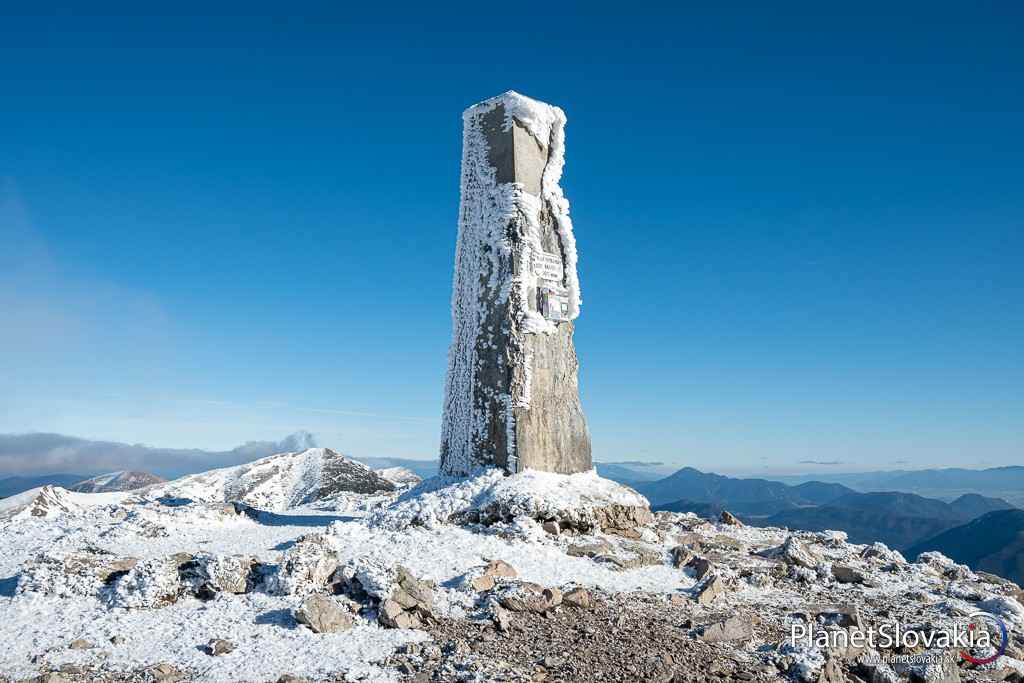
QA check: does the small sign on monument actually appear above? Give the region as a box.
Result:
[541,286,571,322]
[533,249,564,282]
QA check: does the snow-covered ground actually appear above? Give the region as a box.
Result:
[0,453,681,682]
[2,449,1023,683]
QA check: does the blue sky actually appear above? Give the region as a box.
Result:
[2,3,1021,474]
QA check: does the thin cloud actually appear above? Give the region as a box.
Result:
[798,460,845,466]
[0,431,319,479]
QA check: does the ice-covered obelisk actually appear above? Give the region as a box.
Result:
[440,91,592,476]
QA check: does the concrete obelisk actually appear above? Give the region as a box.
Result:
[439,91,592,476]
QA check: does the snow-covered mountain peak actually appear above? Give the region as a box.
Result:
[144,447,395,512]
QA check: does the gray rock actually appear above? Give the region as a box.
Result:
[379,598,421,629]
[542,520,560,536]
[780,536,819,569]
[147,663,186,682]
[484,559,518,578]
[276,676,309,683]
[719,510,743,526]
[695,574,725,605]
[832,564,867,584]
[68,639,94,649]
[493,605,512,632]
[563,587,594,609]
[294,595,354,634]
[698,615,752,642]
[205,638,235,656]
[567,540,613,558]
[593,505,653,538]
[670,546,693,568]
[685,556,713,580]
[470,574,495,591]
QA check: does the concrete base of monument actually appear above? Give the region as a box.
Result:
[369,468,652,537]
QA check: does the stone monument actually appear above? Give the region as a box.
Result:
[439,91,592,476]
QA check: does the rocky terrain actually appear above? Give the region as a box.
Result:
[1,449,1023,682]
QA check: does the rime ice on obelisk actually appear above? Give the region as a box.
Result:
[439,91,592,477]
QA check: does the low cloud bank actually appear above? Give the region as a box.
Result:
[0,431,318,478]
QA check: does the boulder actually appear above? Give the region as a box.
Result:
[18,551,139,598]
[107,556,184,608]
[205,638,236,656]
[498,583,562,613]
[183,553,254,596]
[392,566,434,612]
[294,595,354,634]
[563,587,594,609]
[670,546,693,568]
[698,615,752,642]
[780,536,819,569]
[269,533,339,595]
[542,520,560,536]
[470,574,495,592]
[543,587,562,608]
[832,565,867,584]
[379,598,421,629]
[68,639,94,649]
[592,505,653,539]
[719,510,743,526]
[566,540,613,558]
[484,559,518,578]
[378,566,434,629]
[695,574,725,605]
[146,663,186,682]
[686,556,713,581]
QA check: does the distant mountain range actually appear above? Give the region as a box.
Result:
[907,508,1024,584]
[768,466,1024,507]
[0,474,88,498]
[637,467,1017,556]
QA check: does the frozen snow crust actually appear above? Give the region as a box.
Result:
[3,453,1024,682]
[370,467,647,530]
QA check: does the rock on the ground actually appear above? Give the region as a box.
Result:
[379,566,434,629]
[695,574,725,605]
[294,595,354,634]
[107,556,186,608]
[719,510,743,526]
[698,615,752,642]
[686,556,713,580]
[484,559,518,578]
[593,504,654,539]
[147,662,186,682]
[205,638,236,656]
[832,564,867,584]
[778,535,819,569]
[268,533,339,595]
[563,587,594,609]
[17,551,138,598]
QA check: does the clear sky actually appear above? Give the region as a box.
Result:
[2,3,1021,475]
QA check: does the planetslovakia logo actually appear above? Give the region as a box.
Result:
[960,611,1008,665]
[790,611,1009,666]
